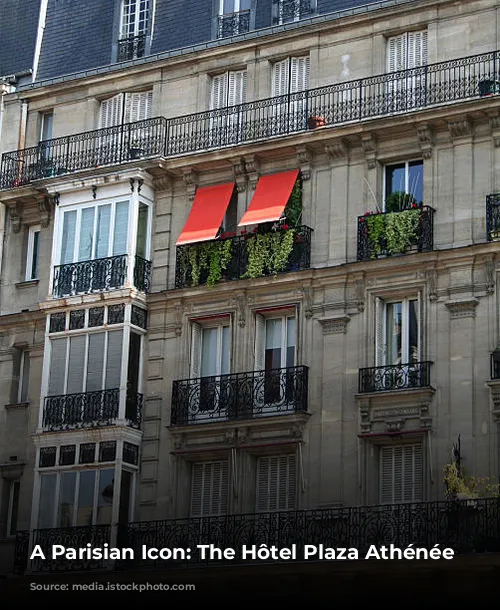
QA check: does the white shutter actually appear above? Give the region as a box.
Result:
[375,297,386,367]
[211,74,228,110]
[380,444,423,504]
[407,30,427,69]
[190,323,202,378]
[227,71,247,107]
[99,93,124,128]
[254,314,266,372]
[256,455,297,512]
[387,33,406,72]
[190,461,229,517]
[290,56,309,93]
[124,91,153,123]
[272,59,289,97]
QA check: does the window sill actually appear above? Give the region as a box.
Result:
[15,279,39,289]
[5,402,30,410]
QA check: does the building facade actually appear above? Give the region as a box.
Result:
[1,0,500,587]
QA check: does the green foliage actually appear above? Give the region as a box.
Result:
[182,238,233,287]
[443,462,500,500]
[243,228,296,279]
[366,209,421,258]
[385,191,418,212]
[284,180,303,227]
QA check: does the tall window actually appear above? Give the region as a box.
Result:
[256,454,296,512]
[26,225,40,281]
[217,0,251,38]
[386,31,428,73]
[375,297,420,367]
[99,91,153,129]
[273,0,313,25]
[385,160,423,210]
[211,71,247,110]
[119,0,150,60]
[17,349,30,403]
[190,461,229,517]
[7,480,20,537]
[40,112,53,142]
[380,444,423,504]
[272,57,309,131]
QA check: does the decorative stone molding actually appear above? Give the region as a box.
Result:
[357,392,434,434]
[171,434,185,450]
[244,155,260,190]
[318,315,350,335]
[182,169,199,201]
[302,286,313,319]
[231,158,247,192]
[361,134,377,170]
[0,461,25,480]
[291,422,305,440]
[231,291,248,328]
[8,202,21,233]
[224,429,237,444]
[488,113,500,148]
[426,267,438,301]
[153,176,173,192]
[38,197,53,228]
[355,276,365,312]
[485,256,496,295]
[416,124,433,159]
[325,139,349,161]
[448,117,472,140]
[444,297,479,319]
[173,300,184,336]
[296,145,313,180]
[237,427,250,445]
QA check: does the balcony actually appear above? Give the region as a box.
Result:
[1,50,499,190]
[276,0,312,23]
[117,33,146,62]
[175,225,312,289]
[13,497,500,574]
[217,10,250,38]
[52,254,151,297]
[486,193,500,241]
[171,365,308,426]
[358,361,432,394]
[357,206,434,261]
[42,388,143,431]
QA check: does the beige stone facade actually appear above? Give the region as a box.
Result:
[1,0,500,576]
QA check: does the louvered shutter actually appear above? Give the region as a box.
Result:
[66,336,86,394]
[387,33,406,72]
[105,330,123,389]
[407,31,427,69]
[190,461,229,517]
[99,93,124,128]
[86,333,105,391]
[227,71,247,107]
[380,444,423,504]
[254,314,265,372]
[256,455,297,512]
[124,91,153,123]
[48,338,67,396]
[190,323,202,379]
[290,56,309,93]
[272,59,289,97]
[211,74,228,110]
[375,297,386,367]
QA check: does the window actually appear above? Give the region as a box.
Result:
[59,201,129,265]
[121,0,150,39]
[385,160,423,210]
[190,461,229,517]
[6,480,20,537]
[256,454,296,512]
[273,0,313,25]
[48,330,123,397]
[375,297,420,367]
[98,91,153,129]
[272,57,309,131]
[217,0,251,38]
[380,444,423,504]
[210,71,247,145]
[17,349,30,403]
[26,225,40,281]
[386,31,427,110]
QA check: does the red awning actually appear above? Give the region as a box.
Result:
[238,169,299,227]
[176,182,235,245]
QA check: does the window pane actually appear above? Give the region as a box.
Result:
[221,326,230,376]
[41,113,53,141]
[31,231,40,279]
[67,335,86,394]
[386,302,402,365]
[105,331,123,389]
[97,469,114,525]
[265,319,282,370]
[57,472,76,527]
[48,338,67,396]
[240,0,251,9]
[19,350,30,402]
[286,317,296,368]
[408,299,419,362]
[113,202,129,256]
[136,203,148,258]
[76,470,95,526]
[408,161,423,205]
[86,333,105,391]
[8,481,20,536]
[201,328,218,377]
[78,207,95,261]
[96,205,111,259]
[223,0,234,13]
[61,211,77,264]
[38,474,57,528]
[385,164,406,201]
[119,470,133,524]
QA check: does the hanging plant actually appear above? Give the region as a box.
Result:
[365,213,386,258]
[243,227,295,279]
[284,179,303,227]
[366,208,421,258]
[182,238,233,287]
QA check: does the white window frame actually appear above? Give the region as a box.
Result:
[17,349,30,403]
[26,225,41,281]
[40,111,53,142]
[383,159,423,210]
[218,0,250,15]
[6,480,20,538]
[379,443,423,504]
[120,0,150,38]
[376,296,421,367]
[255,310,297,372]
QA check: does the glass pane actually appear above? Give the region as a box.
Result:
[96,205,111,259]
[385,164,406,203]
[240,0,251,9]
[386,302,402,365]
[38,474,57,528]
[31,231,40,279]
[76,470,95,526]
[48,338,67,396]
[127,332,141,394]
[61,211,77,264]
[9,482,20,536]
[67,335,86,394]
[286,317,296,368]
[221,326,230,376]
[97,469,115,525]
[136,203,148,259]
[113,202,129,256]
[105,331,123,389]
[223,0,234,13]
[119,470,132,524]
[408,299,419,362]
[41,113,53,141]
[265,319,282,371]
[408,161,423,205]
[86,333,105,391]
[57,472,76,527]
[78,207,95,261]
[201,327,218,377]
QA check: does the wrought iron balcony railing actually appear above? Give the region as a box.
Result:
[14,497,500,574]
[117,33,147,62]
[171,365,308,426]
[52,254,151,297]
[175,226,312,289]
[276,0,312,23]
[2,50,500,189]
[217,10,250,38]
[42,388,143,430]
[486,193,500,241]
[358,361,432,393]
[357,205,434,261]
